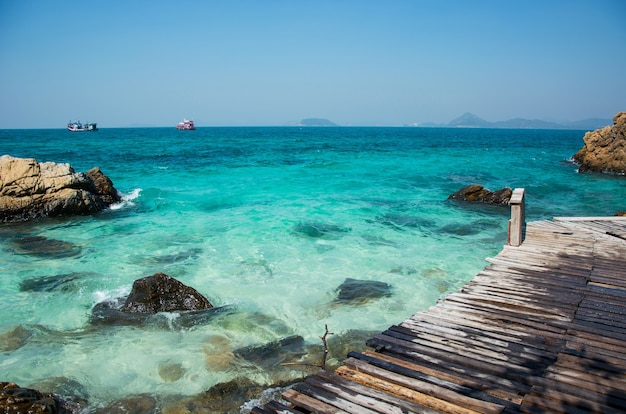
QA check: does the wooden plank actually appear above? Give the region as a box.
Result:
[302,375,418,414]
[341,357,506,413]
[293,381,381,414]
[314,370,443,414]
[387,324,555,364]
[399,319,559,358]
[335,365,484,414]
[281,388,350,414]
[520,392,619,414]
[349,351,521,410]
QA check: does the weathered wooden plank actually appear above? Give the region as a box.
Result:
[522,377,626,413]
[366,338,532,396]
[342,357,507,413]
[359,350,524,405]
[377,328,554,370]
[281,388,350,414]
[434,298,572,331]
[348,351,520,410]
[520,392,619,414]
[399,318,560,358]
[366,334,544,385]
[260,400,306,413]
[313,370,443,414]
[544,364,626,393]
[388,324,555,363]
[402,314,563,355]
[293,381,381,414]
[335,365,485,414]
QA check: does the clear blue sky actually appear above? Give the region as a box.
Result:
[1,0,625,128]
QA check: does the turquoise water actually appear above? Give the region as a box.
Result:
[1,127,625,409]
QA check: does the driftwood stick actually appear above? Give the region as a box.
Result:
[320,324,334,370]
[280,324,334,371]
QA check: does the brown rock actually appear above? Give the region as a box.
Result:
[0,382,57,414]
[448,184,512,206]
[572,111,626,174]
[121,273,213,313]
[0,155,121,222]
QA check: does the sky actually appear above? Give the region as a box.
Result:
[0,0,625,128]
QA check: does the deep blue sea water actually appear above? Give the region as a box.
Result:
[1,127,625,410]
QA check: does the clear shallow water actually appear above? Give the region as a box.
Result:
[1,127,625,409]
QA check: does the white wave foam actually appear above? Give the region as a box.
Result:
[109,188,142,210]
[93,285,131,303]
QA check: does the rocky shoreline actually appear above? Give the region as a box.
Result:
[0,155,121,223]
[573,111,626,175]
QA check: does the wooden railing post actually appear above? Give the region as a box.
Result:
[508,188,525,246]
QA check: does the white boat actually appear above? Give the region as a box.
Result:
[176,119,195,130]
[67,121,97,132]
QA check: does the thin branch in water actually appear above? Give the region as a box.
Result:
[319,324,334,371]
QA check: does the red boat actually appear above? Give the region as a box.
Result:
[176,119,195,130]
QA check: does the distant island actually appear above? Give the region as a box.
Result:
[292,114,611,130]
[412,112,612,130]
[297,118,337,126]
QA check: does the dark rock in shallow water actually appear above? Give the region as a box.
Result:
[0,382,83,414]
[448,184,512,206]
[12,235,82,259]
[99,394,158,414]
[334,278,393,305]
[375,213,436,231]
[121,272,213,313]
[20,272,87,292]
[91,299,229,328]
[0,325,34,351]
[234,335,306,367]
[91,273,222,328]
[293,222,350,239]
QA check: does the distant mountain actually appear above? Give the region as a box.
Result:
[414,113,612,130]
[447,112,491,128]
[298,118,337,126]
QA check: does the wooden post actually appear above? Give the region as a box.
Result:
[508,188,525,246]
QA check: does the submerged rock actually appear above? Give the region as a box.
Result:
[293,222,351,239]
[20,272,86,292]
[447,184,512,206]
[0,325,33,352]
[98,394,158,414]
[0,382,83,414]
[573,111,626,174]
[12,235,82,259]
[334,278,393,305]
[0,155,121,223]
[234,335,306,367]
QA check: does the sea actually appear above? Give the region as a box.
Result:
[1,126,625,412]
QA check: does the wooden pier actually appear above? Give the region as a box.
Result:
[253,212,626,413]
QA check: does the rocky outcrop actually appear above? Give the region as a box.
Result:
[91,273,219,327]
[0,155,121,223]
[121,272,213,313]
[448,184,512,206]
[0,382,83,413]
[573,112,626,174]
